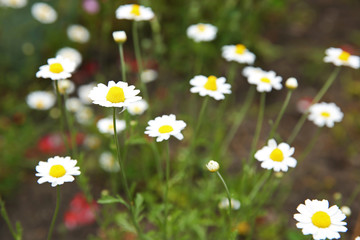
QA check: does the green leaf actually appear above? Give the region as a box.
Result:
[97,195,129,208]
[125,137,148,145]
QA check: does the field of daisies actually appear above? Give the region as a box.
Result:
[1,0,360,239]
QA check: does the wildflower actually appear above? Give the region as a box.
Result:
[36,56,76,80]
[26,91,56,110]
[294,199,347,240]
[88,80,141,108]
[186,23,217,42]
[355,237,360,240]
[206,160,219,172]
[308,102,343,128]
[255,139,297,172]
[115,4,154,21]
[75,107,94,125]
[221,44,256,64]
[285,77,298,90]
[66,98,84,112]
[56,47,82,68]
[82,0,99,14]
[218,197,241,210]
[83,135,101,150]
[145,114,186,142]
[141,69,158,83]
[247,70,282,92]
[97,117,125,135]
[36,156,81,187]
[37,133,65,155]
[127,99,148,115]
[78,82,96,104]
[242,66,265,78]
[324,47,360,69]
[67,24,90,43]
[1,0,27,8]
[190,75,231,100]
[99,151,120,172]
[31,2,57,24]
[297,97,313,114]
[340,206,351,217]
[112,31,127,43]
[56,79,75,95]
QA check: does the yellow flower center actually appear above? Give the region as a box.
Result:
[204,75,218,91]
[130,4,141,16]
[311,211,331,228]
[49,164,66,178]
[35,100,44,109]
[107,123,114,131]
[235,44,246,55]
[159,125,174,133]
[49,63,64,74]
[133,106,142,114]
[269,148,284,162]
[321,111,330,118]
[260,77,271,83]
[106,86,125,103]
[197,24,206,32]
[338,51,350,62]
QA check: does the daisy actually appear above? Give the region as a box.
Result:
[65,97,84,112]
[254,139,297,172]
[55,79,75,95]
[26,91,56,110]
[89,81,141,108]
[218,197,241,210]
[294,199,347,240]
[36,56,76,80]
[75,107,94,125]
[67,24,90,43]
[56,47,82,68]
[1,0,27,8]
[145,114,186,142]
[97,117,126,135]
[99,151,120,173]
[324,47,360,69]
[186,23,217,42]
[308,102,343,128]
[247,70,282,92]
[31,2,57,24]
[127,99,148,115]
[115,4,154,21]
[221,44,256,64]
[190,75,231,100]
[206,160,219,172]
[112,31,127,43]
[36,156,81,187]
[285,77,298,90]
[141,69,158,83]
[78,82,96,104]
[242,66,265,78]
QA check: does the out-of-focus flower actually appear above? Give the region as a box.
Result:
[99,151,120,172]
[83,135,101,150]
[285,77,298,90]
[67,24,90,43]
[97,117,125,135]
[127,99,148,115]
[36,56,76,80]
[75,107,94,125]
[324,47,360,69]
[206,160,219,172]
[36,156,80,187]
[190,75,231,100]
[308,102,343,128]
[56,79,75,95]
[297,97,313,114]
[112,31,127,43]
[78,82,96,104]
[56,47,82,68]
[141,69,158,83]
[255,139,297,172]
[145,114,186,142]
[340,206,351,217]
[355,236,360,240]
[247,70,282,92]
[26,91,56,110]
[218,197,241,210]
[31,2,57,24]
[1,0,27,8]
[82,0,99,14]
[242,66,265,78]
[65,98,84,112]
[38,133,65,155]
[294,199,347,240]
[115,4,154,21]
[187,23,217,42]
[222,44,256,65]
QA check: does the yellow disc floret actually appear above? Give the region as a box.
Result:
[159,125,174,133]
[338,51,350,62]
[204,75,218,91]
[321,112,330,118]
[197,24,206,32]
[311,211,331,228]
[270,148,284,162]
[49,164,66,178]
[49,63,64,74]
[235,44,246,55]
[106,86,125,103]
[260,77,271,83]
[130,4,141,16]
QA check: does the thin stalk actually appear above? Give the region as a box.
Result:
[47,186,60,240]
[63,94,77,156]
[0,199,20,240]
[247,170,272,202]
[226,62,238,86]
[150,141,163,181]
[54,80,69,152]
[118,43,127,82]
[216,171,232,232]
[298,127,322,163]
[194,97,209,142]
[163,141,170,240]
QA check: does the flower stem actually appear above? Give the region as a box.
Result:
[216,172,232,235]
[163,141,170,240]
[118,43,127,83]
[0,198,21,240]
[54,80,69,152]
[298,127,322,163]
[47,186,60,240]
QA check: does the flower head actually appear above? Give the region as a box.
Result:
[242,66,265,78]
[294,199,347,240]
[1,0,27,8]
[75,107,94,125]
[190,75,231,100]
[127,99,148,115]
[36,156,81,187]
[206,160,219,172]
[112,31,127,43]
[36,56,76,80]
[308,102,343,128]
[99,151,120,172]
[222,44,256,64]
[26,91,56,110]
[67,24,90,43]
[31,2,57,24]
[78,82,96,104]
[145,114,186,142]
[324,47,360,69]
[116,4,154,21]
[97,117,125,135]
[141,69,158,83]
[56,47,82,68]
[187,23,217,42]
[285,77,298,90]
[66,98,84,112]
[247,70,282,92]
[56,79,75,95]
[218,197,241,210]
[255,139,297,172]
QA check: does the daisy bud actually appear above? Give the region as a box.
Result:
[206,160,219,172]
[340,206,351,216]
[285,77,298,90]
[112,31,127,43]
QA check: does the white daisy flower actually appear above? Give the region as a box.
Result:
[127,99,148,115]
[247,70,282,92]
[67,24,90,43]
[75,107,94,125]
[65,97,84,113]
[242,66,265,78]
[186,23,217,42]
[308,102,343,128]
[285,77,298,90]
[340,206,351,217]
[324,47,360,69]
[145,114,186,142]
[141,69,158,83]
[78,82,96,104]
[112,31,127,43]
[56,47,82,68]
[97,117,126,135]
[254,139,297,172]
[115,4,154,21]
[31,2,57,24]
[88,80,142,108]
[294,199,347,240]
[190,75,231,100]
[55,79,75,95]
[36,56,76,81]
[26,91,56,110]
[36,156,81,187]
[221,44,256,64]
[1,0,27,8]
[99,151,120,173]
[218,197,241,210]
[206,160,219,172]
[355,236,360,240]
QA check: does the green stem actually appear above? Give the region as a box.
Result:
[54,80,69,152]
[216,171,232,231]
[226,62,238,86]
[298,127,322,163]
[0,199,20,240]
[163,141,170,240]
[194,97,209,142]
[63,93,77,156]
[150,141,163,181]
[247,170,272,202]
[118,43,127,82]
[47,186,60,240]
